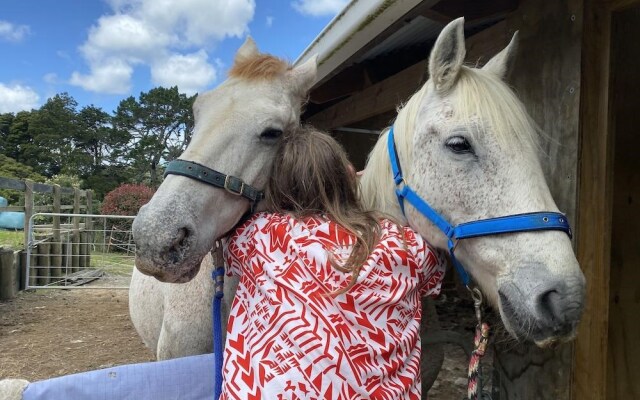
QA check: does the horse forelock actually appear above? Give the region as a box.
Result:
[229,54,291,81]
[451,66,540,151]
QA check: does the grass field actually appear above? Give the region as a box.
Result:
[90,250,135,275]
[0,230,23,249]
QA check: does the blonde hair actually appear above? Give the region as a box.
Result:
[265,127,382,295]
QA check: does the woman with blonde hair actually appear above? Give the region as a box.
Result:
[222,127,445,399]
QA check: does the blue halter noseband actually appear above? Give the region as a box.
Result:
[387,126,572,286]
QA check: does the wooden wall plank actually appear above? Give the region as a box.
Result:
[572,0,614,398]
[465,20,509,65]
[491,0,584,398]
[606,5,640,399]
[610,0,640,10]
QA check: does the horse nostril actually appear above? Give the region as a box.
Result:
[537,289,564,326]
[166,227,192,263]
[175,227,189,246]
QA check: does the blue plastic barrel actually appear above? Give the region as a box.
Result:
[0,196,25,230]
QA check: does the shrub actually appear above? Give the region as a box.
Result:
[100,184,155,252]
[100,184,155,216]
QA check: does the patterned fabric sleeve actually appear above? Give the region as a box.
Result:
[223,213,266,277]
[403,226,447,297]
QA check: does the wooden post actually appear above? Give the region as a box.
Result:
[84,190,93,268]
[28,243,38,287]
[51,184,62,280]
[19,251,26,291]
[572,0,616,398]
[72,187,80,272]
[23,180,33,253]
[37,240,50,286]
[0,249,17,299]
[79,231,87,269]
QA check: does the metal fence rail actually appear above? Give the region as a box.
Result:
[26,213,136,289]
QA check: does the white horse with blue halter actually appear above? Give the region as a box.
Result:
[386,125,572,286]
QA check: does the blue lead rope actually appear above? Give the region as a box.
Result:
[386,126,573,286]
[212,265,225,400]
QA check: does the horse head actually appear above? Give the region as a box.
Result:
[361,18,585,346]
[133,38,317,283]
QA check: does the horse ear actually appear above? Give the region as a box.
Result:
[482,31,519,80]
[429,17,466,93]
[288,54,318,95]
[234,36,259,65]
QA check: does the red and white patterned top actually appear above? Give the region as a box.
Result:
[221,212,446,400]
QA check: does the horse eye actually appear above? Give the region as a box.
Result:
[260,128,283,141]
[445,136,474,154]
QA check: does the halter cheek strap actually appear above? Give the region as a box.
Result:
[164,159,264,214]
[387,126,572,286]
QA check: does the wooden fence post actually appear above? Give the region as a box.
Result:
[72,187,80,272]
[51,184,62,281]
[0,249,17,299]
[37,240,50,286]
[29,243,38,287]
[23,180,36,286]
[84,190,93,268]
[23,180,33,252]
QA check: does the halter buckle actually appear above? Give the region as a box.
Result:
[224,175,245,196]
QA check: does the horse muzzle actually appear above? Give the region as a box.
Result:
[132,204,205,283]
[497,263,586,346]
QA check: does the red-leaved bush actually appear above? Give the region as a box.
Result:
[101,184,155,216]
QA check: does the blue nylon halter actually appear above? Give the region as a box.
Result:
[387,126,572,286]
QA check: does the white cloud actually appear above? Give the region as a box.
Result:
[0,20,30,42]
[81,14,171,63]
[292,0,349,17]
[266,16,274,27]
[70,59,133,94]
[0,83,40,113]
[151,51,216,95]
[71,0,255,95]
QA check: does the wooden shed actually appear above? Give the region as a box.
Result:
[296,0,640,398]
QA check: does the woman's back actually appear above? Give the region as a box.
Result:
[223,212,445,399]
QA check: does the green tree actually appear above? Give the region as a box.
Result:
[0,155,46,204]
[71,105,130,177]
[3,111,33,163]
[0,112,15,154]
[26,93,79,177]
[114,87,195,186]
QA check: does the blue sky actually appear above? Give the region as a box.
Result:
[0,0,348,114]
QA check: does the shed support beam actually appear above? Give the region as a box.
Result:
[307,60,428,130]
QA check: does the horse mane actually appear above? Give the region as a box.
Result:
[360,65,540,218]
[228,54,291,80]
[359,81,428,220]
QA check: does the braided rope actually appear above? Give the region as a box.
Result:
[467,322,490,400]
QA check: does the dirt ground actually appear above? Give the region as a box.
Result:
[0,285,491,399]
[0,289,154,381]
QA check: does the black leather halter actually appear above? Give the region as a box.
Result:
[163,159,264,213]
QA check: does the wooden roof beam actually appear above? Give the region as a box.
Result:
[306,60,428,130]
